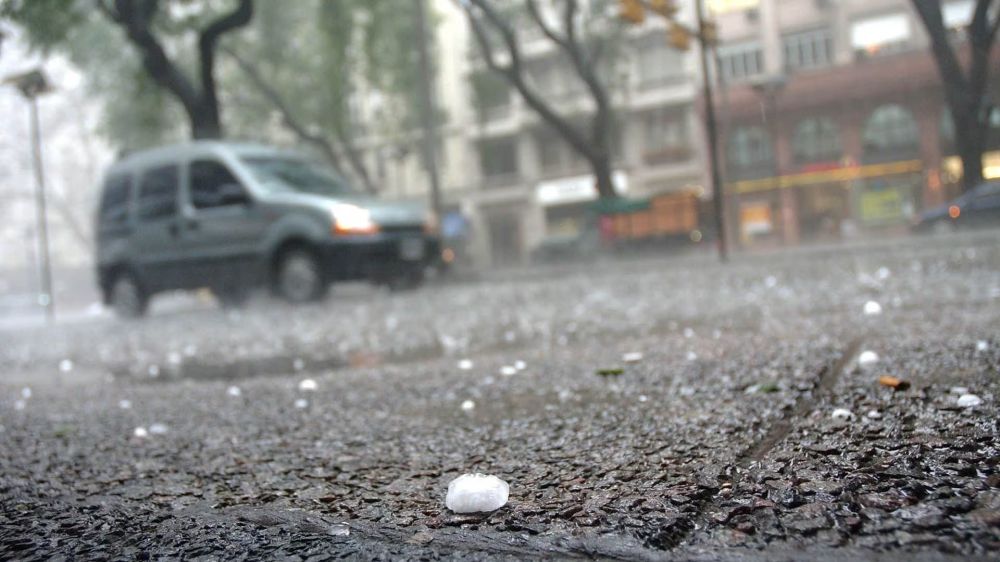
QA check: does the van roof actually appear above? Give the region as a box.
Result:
[107,140,300,174]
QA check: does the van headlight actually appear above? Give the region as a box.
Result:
[331,203,378,235]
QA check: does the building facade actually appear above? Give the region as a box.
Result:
[708,0,1000,248]
[354,0,709,267]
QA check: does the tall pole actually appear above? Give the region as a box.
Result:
[29,96,55,323]
[695,0,727,263]
[413,0,443,221]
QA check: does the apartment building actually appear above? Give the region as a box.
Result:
[707,0,1000,247]
[358,0,708,267]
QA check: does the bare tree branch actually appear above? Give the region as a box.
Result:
[465,0,595,161]
[223,48,341,168]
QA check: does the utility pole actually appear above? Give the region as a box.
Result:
[413,0,443,221]
[5,69,55,323]
[694,0,727,262]
[620,0,727,262]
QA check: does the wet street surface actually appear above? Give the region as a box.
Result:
[2,233,999,560]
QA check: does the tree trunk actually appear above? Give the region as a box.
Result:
[956,117,986,190]
[190,107,223,139]
[592,153,616,199]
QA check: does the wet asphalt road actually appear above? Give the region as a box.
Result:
[1,232,999,560]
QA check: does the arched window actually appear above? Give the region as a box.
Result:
[727,126,773,169]
[792,117,841,163]
[863,104,919,153]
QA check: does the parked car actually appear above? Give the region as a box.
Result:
[95,141,440,317]
[912,180,1000,234]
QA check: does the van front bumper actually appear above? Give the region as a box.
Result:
[318,233,441,282]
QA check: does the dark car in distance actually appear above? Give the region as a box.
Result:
[912,180,1000,234]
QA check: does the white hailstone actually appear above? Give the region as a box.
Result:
[445,473,510,513]
[499,366,518,376]
[183,344,198,357]
[976,340,989,352]
[461,399,476,411]
[298,379,318,392]
[957,394,983,408]
[686,351,698,362]
[683,328,694,338]
[227,386,242,397]
[712,329,722,340]
[638,394,649,403]
[764,276,778,288]
[20,387,32,399]
[866,409,882,419]
[329,523,350,537]
[294,398,309,409]
[148,423,169,435]
[457,359,474,370]
[876,267,891,280]
[863,301,882,316]
[148,365,160,377]
[950,386,969,395]
[133,426,149,438]
[293,358,305,371]
[59,359,74,373]
[504,331,516,342]
[622,352,644,364]
[167,352,182,366]
[513,360,527,371]
[831,408,854,421]
[857,350,879,370]
[14,400,26,411]
[118,399,132,410]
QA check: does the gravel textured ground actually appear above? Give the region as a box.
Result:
[1,232,999,560]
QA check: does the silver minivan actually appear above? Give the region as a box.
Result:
[95,141,440,317]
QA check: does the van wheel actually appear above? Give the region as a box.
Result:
[110,272,147,319]
[276,249,326,303]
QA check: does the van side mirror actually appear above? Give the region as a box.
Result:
[218,183,250,206]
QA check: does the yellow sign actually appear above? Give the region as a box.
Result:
[860,187,905,222]
[740,202,773,236]
[728,160,923,194]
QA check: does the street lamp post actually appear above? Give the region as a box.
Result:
[413,0,443,223]
[4,69,55,324]
[693,0,727,262]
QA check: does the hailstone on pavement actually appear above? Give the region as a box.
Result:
[445,473,509,513]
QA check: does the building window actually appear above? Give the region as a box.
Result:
[792,117,841,164]
[643,108,690,164]
[782,28,833,72]
[851,13,911,58]
[717,41,764,82]
[527,55,584,100]
[471,71,511,121]
[863,104,919,154]
[727,126,772,169]
[478,137,519,184]
[636,35,686,90]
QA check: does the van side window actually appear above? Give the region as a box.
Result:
[98,174,131,226]
[190,160,244,209]
[137,165,179,221]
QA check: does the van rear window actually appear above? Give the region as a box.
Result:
[137,165,179,221]
[98,174,131,226]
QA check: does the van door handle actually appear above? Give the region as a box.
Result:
[185,218,200,231]
[168,223,180,237]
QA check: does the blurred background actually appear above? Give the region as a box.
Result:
[0,0,998,323]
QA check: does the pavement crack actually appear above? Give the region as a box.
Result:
[742,337,862,465]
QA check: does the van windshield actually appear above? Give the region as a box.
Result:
[240,156,357,197]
